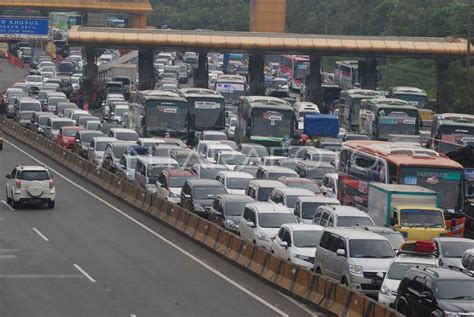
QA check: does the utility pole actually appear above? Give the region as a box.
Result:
[385,15,393,89]
[468,0,472,71]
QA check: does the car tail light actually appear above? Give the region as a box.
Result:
[15,180,21,189]
[48,179,54,189]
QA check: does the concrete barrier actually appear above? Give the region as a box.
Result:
[1,120,402,317]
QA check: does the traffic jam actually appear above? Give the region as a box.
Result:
[1,46,474,316]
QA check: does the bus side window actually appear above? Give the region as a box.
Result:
[387,162,397,184]
[339,149,350,172]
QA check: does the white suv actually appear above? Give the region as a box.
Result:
[5,165,55,209]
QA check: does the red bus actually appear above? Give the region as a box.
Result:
[279,55,310,92]
[338,141,464,212]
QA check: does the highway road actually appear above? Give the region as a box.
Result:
[0,63,324,316]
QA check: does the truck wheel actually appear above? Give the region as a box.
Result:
[11,198,18,209]
[6,190,11,204]
[48,200,55,209]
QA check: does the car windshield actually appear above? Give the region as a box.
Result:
[225,201,250,216]
[257,187,274,201]
[241,146,268,157]
[219,154,246,165]
[193,186,227,200]
[81,133,102,144]
[87,122,100,130]
[349,240,394,259]
[285,195,305,209]
[169,176,196,188]
[27,76,42,82]
[258,213,296,228]
[287,182,321,194]
[20,103,41,111]
[200,167,227,179]
[309,154,336,164]
[338,216,374,227]
[441,241,474,258]
[116,132,138,141]
[399,209,445,228]
[387,263,435,280]
[63,129,78,137]
[381,232,405,250]
[17,170,50,180]
[148,165,177,177]
[293,230,323,248]
[437,280,474,300]
[301,202,337,219]
[204,133,227,141]
[128,157,138,169]
[226,178,251,190]
[52,121,74,130]
[112,145,129,158]
[307,167,337,180]
[20,112,33,120]
[96,142,109,151]
[115,108,128,116]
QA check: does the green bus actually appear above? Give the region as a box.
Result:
[129,90,193,141]
[235,96,295,148]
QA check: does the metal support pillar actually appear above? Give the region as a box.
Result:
[366,58,378,90]
[249,55,265,96]
[194,53,209,88]
[308,55,322,106]
[130,14,147,28]
[435,59,449,113]
[138,50,155,90]
[84,48,98,104]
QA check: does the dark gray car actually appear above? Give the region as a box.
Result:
[209,194,255,233]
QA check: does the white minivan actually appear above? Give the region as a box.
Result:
[134,157,179,193]
[238,202,297,251]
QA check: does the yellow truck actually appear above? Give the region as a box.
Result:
[367,183,447,240]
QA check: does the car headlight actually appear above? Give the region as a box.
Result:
[380,284,391,295]
[193,202,205,212]
[294,254,311,261]
[168,192,177,198]
[444,312,460,317]
[348,264,364,274]
[225,219,239,229]
[256,232,270,241]
[146,184,156,191]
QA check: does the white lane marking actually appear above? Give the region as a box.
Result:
[1,200,14,211]
[73,264,96,283]
[0,274,83,279]
[278,291,321,317]
[32,227,50,242]
[5,138,291,317]
[0,255,17,259]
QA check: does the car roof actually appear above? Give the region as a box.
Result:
[217,171,254,179]
[274,187,315,196]
[194,163,228,169]
[355,225,399,234]
[247,202,292,214]
[92,137,117,142]
[218,194,255,203]
[203,130,227,135]
[248,179,286,187]
[411,266,474,279]
[16,165,48,171]
[297,196,340,203]
[297,161,335,169]
[433,237,474,244]
[324,227,389,240]
[138,157,178,165]
[305,148,337,155]
[285,223,324,232]
[164,169,195,177]
[187,179,224,187]
[110,128,136,133]
[260,166,298,173]
[328,205,368,216]
[280,177,314,184]
[393,253,438,265]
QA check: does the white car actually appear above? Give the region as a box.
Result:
[268,187,316,212]
[25,75,43,90]
[111,104,129,123]
[215,171,254,195]
[321,173,338,197]
[108,128,139,142]
[202,143,233,164]
[199,130,228,141]
[379,245,438,306]
[214,150,247,170]
[88,137,117,164]
[5,165,55,209]
[261,156,286,166]
[239,202,297,251]
[271,223,324,269]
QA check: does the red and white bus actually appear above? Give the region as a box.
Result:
[279,55,310,92]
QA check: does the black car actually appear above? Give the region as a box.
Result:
[180,179,227,218]
[295,160,336,185]
[394,265,474,316]
[74,131,104,158]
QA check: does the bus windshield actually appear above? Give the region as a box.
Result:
[393,94,428,109]
[187,97,225,130]
[294,61,310,80]
[146,101,188,134]
[377,108,418,137]
[215,82,245,104]
[399,167,462,210]
[250,108,293,138]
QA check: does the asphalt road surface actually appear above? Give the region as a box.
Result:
[0,61,325,316]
